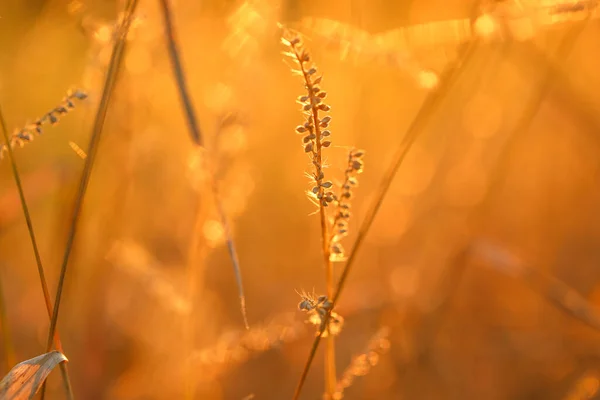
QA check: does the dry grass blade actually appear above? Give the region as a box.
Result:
[0,351,67,400]
[291,37,478,400]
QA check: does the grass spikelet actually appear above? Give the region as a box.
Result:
[329,149,364,263]
[282,27,338,397]
[297,290,344,337]
[333,327,390,399]
[0,89,87,160]
[291,32,478,399]
[283,25,371,399]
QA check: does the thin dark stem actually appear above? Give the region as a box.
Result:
[40,1,139,398]
[157,0,203,146]
[292,39,479,400]
[213,184,250,330]
[0,107,74,398]
[157,0,249,329]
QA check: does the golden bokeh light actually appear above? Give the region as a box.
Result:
[0,0,598,398]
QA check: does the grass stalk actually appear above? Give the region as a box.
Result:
[313,91,336,400]
[292,38,478,400]
[298,48,337,397]
[40,0,139,398]
[0,106,74,397]
[212,176,249,330]
[284,32,338,396]
[157,1,249,397]
[157,0,203,147]
[157,0,248,330]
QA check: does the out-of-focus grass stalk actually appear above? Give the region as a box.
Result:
[40,1,139,398]
[0,105,74,398]
[157,0,248,331]
[157,2,250,398]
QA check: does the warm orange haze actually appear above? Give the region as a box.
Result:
[0,0,600,399]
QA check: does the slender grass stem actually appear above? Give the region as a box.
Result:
[292,38,478,400]
[157,2,249,397]
[282,29,340,398]
[287,36,338,397]
[212,176,250,330]
[157,0,203,147]
[0,106,74,398]
[301,57,336,397]
[314,107,336,400]
[40,1,139,398]
[157,0,248,330]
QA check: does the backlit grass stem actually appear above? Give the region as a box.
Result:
[291,37,478,400]
[41,1,139,398]
[0,104,74,398]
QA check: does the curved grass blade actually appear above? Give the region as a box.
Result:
[0,351,67,400]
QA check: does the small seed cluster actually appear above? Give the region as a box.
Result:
[330,149,364,261]
[0,89,87,160]
[284,29,367,342]
[297,291,344,337]
[283,31,335,208]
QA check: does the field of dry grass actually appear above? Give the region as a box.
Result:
[1,0,600,399]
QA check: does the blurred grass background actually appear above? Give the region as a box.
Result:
[1,0,600,399]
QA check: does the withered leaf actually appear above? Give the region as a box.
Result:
[0,351,68,400]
